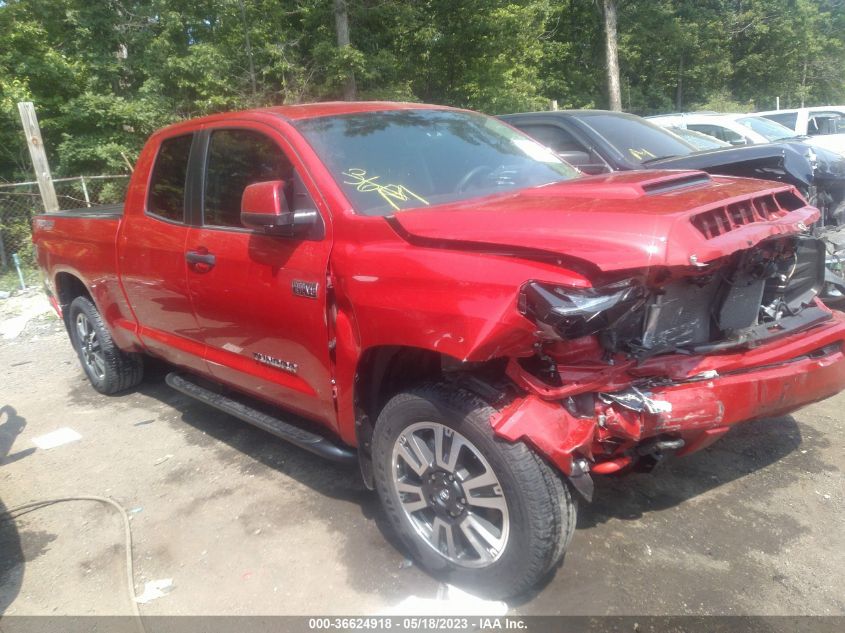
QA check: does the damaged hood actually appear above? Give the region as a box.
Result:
[644,143,815,190]
[387,170,820,275]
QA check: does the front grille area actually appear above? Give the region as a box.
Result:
[522,236,826,363]
[615,236,826,357]
[691,191,805,239]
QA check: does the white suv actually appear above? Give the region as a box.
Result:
[646,111,828,150]
[756,107,845,156]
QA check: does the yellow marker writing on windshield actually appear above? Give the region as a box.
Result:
[342,168,429,210]
[629,148,657,161]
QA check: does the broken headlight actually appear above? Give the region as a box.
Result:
[519,279,646,340]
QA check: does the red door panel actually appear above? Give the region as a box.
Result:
[186,228,335,425]
[184,124,335,428]
[119,215,206,371]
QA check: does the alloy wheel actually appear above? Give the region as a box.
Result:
[391,421,510,568]
[75,312,106,381]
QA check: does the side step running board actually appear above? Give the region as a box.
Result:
[165,372,357,465]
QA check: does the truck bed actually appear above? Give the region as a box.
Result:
[32,204,127,327]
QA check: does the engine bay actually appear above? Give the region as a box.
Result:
[521,235,828,361]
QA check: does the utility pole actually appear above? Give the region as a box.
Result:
[17,102,59,212]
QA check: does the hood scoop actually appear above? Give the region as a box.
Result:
[641,173,712,195]
[542,170,711,200]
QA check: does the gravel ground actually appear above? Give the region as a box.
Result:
[0,291,843,616]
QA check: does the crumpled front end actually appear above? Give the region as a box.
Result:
[492,232,845,494]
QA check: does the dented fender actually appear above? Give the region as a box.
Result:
[491,396,595,476]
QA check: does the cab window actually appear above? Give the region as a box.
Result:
[147,134,193,222]
[808,112,845,136]
[203,129,294,228]
[516,124,585,153]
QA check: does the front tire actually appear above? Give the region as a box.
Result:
[68,296,143,394]
[372,384,576,599]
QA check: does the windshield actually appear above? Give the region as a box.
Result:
[737,116,800,141]
[667,126,729,150]
[293,109,579,216]
[578,113,696,164]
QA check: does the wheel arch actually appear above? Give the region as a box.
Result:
[54,271,94,328]
[351,344,509,488]
[50,268,139,351]
[351,345,595,502]
[354,345,445,430]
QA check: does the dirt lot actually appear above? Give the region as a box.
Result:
[0,290,843,616]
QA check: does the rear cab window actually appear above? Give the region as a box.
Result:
[147,134,193,223]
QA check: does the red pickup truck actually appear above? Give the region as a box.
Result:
[32,102,845,598]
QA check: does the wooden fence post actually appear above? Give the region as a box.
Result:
[17,102,59,213]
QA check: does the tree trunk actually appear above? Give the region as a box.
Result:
[334,0,357,101]
[238,0,257,99]
[602,0,622,111]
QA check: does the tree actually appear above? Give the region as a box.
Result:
[3,0,845,183]
[602,0,622,111]
[237,0,258,100]
[333,0,356,100]
[406,0,552,113]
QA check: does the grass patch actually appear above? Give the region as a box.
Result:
[0,266,41,294]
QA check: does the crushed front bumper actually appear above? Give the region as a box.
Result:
[493,310,845,477]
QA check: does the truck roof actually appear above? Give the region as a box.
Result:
[154,101,453,137]
[756,105,845,115]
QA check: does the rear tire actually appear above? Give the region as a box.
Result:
[372,383,576,599]
[68,296,143,394]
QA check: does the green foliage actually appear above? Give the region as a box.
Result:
[0,266,41,293]
[1,0,845,182]
[403,0,552,113]
[691,89,755,113]
[0,209,37,267]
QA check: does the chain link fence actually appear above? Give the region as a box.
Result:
[0,175,129,274]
